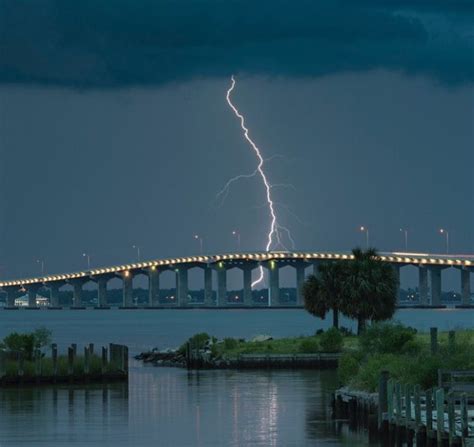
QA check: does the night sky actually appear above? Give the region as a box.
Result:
[0,1,473,288]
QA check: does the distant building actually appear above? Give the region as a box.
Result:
[14,294,49,307]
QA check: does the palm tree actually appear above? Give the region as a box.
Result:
[303,261,346,329]
[340,247,397,334]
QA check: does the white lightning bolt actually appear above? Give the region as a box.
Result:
[225,75,294,287]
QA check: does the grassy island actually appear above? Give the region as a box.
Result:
[177,324,474,389]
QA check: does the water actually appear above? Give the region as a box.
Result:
[0,308,472,446]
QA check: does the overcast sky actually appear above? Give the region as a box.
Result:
[0,1,473,287]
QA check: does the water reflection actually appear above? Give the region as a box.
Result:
[0,383,128,446]
[0,367,391,446]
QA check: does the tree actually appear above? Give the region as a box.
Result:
[303,261,346,328]
[340,248,397,335]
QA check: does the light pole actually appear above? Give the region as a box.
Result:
[399,228,408,251]
[232,230,241,251]
[36,259,45,275]
[82,253,91,269]
[194,234,203,254]
[359,226,369,249]
[132,245,141,262]
[439,228,449,254]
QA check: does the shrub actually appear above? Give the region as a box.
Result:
[319,328,343,352]
[223,338,239,350]
[299,338,319,353]
[359,323,417,355]
[2,332,36,360]
[338,353,360,385]
[178,332,211,354]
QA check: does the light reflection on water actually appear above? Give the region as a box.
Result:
[0,365,376,447]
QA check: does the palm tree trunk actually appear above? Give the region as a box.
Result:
[332,308,339,329]
[357,316,366,335]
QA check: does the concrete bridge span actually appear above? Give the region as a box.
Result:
[1,251,472,309]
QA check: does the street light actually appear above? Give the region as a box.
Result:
[232,230,241,251]
[399,228,408,251]
[359,226,369,249]
[194,234,203,254]
[132,245,141,262]
[36,259,45,275]
[82,253,91,269]
[439,228,449,254]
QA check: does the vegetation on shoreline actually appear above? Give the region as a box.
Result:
[178,328,352,360]
[176,324,474,389]
[338,323,474,392]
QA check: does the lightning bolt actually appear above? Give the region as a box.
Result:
[225,75,294,288]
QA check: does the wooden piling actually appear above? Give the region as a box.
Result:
[460,393,468,440]
[84,347,90,375]
[447,392,455,446]
[17,352,24,377]
[68,347,74,376]
[51,344,58,378]
[378,370,389,430]
[101,346,108,374]
[435,388,444,446]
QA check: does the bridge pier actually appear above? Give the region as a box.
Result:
[121,272,133,307]
[461,268,471,306]
[148,267,160,306]
[268,261,279,306]
[429,266,446,307]
[418,266,429,306]
[204,267,213,306]
[4,286,20,307]
[97,278,108,307]
[242,266,253,306]
[217,266,227,306]
[26,284,41,308]
[296,263,306,306]
[177,268,188,306]
[48,282,63,307]
[69,279,88,308]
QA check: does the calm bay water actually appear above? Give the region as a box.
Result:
[0,308,472,446]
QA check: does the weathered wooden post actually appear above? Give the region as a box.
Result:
[51,343,58,378]
[448,330,455,351]
[387,378,394,423]
[101,346,108,375]
[430,327,438,355]
[68,346,74,376]
[426,389,433,439]
[447,392,455,446]
[71,343,77,357]
[435,388,444,446]
[88,343,94,356]
[413,384,424,444]
[460,393,468,440]
[84,346,90,375]
[405,384,412,432]
[378,370,389,431]
[395,381,402,428]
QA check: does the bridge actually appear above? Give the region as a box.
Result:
[0,251,472,309]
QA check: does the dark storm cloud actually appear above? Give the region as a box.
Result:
[0,0,472,87]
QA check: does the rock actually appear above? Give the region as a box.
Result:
[250,334,273,343]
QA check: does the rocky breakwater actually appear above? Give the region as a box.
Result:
[134,333,274,369]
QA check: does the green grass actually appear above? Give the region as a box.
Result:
[211,333,355,359]
[339,327,474,392]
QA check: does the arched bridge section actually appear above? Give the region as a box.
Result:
[1,251,472,309]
